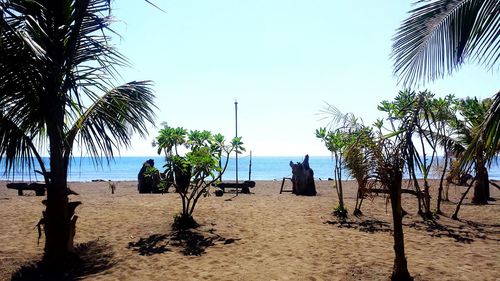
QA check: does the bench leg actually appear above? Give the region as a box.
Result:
[18,189,23,196]
[280,177,286,194]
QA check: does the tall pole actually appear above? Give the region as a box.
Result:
[235,99,239,195]
[248,150,252,180]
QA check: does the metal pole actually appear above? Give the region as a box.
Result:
[248,150,252,180]
[235,99,239,195]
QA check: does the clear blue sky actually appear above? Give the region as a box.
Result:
[109,1,499,157]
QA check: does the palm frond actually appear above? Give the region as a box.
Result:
[0,113,46,178]
[66,81,157,165]
[481,91,500,153]
[392,0,499,87]
[318,102,361,132]
[462,90,500,165]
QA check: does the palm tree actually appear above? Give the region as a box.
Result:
[453,97,492,204]
[347,119,413,281]
[371,139,413,281]
[0,0,156,268]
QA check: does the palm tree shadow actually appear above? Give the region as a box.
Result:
[325,217,392,233]
[405,218,500,243]
[11,240,115,281]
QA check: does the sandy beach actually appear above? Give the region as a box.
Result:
[0,179,498,281]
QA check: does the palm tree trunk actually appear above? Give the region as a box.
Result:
[44,124,72,266]
[42,57,75,263]
[423,180,432,217]
[389,170,413,281]
[472,159,489,204]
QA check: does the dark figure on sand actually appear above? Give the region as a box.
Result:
[138,159,161,193]
[289,155,316,196]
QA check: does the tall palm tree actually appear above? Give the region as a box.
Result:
[0,0,156,268]
[453,97,492,204]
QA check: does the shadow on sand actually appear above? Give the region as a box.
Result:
[11,240,115,281]
[128,227,239,257]
[405,217,500,244]
[326,214,500,244]
[325,217,392,233]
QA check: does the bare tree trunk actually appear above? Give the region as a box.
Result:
[452,178,476,220]
[437,151,449,213]
[409,173,424,215]
[337,166,344,210]
[389,170,413,281]
[444,182,450,201]
[423,180,432,218]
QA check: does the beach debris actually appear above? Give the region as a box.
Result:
[214,188,224,197]
[108,181,116,194]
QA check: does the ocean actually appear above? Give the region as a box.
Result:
[1,155,500,182]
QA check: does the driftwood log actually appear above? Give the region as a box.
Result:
[289,155,316,196]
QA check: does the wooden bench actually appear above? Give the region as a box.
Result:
[6,182,46,196]
[214,181,256,194]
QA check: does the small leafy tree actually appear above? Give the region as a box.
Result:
[316,128,347,217]
[344,125,375,216]
[142,166,162,193]
[428,95,460,213]
[316,104,362,218]
[154,124,244,229]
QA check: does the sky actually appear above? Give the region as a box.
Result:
[107,1,499,157]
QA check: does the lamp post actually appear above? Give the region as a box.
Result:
[234,99,239,195]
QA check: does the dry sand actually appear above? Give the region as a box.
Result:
[0,179,498,281]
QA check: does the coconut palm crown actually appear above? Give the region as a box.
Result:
[0,0,156,266]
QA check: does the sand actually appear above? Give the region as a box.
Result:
[0,179,498,281]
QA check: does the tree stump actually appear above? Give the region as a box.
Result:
[289,155,316,196]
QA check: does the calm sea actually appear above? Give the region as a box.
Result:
[1,156,500,182]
